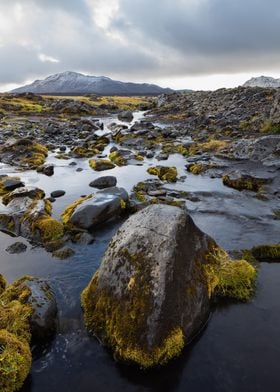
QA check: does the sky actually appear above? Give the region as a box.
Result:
[1,0,280,91]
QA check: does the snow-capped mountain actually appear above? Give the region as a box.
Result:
[12,71,173,95]
[243,75,280,88]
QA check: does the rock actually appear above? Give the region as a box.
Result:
[2,178,24,191]
[222,171,273,192]
[81,205,256,368]
[53,247,75,260]
[89,176,117,189]
[50,190,66,198]
[118,111,133,122]
[62,187,128,230]
[231,135,280,162]
[37,164,54,176]
[89,159,115,171]
[5,241,27,254]
[147,166,178,182]
[2,186,45,206]
[1,277,58,341]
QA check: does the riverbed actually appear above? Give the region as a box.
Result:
[1,111,280,392]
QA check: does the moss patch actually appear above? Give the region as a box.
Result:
[89,159,115,171]
[251,244,280,262]
[147,166,178,182]
[0,329,32,392]
[204,247,257,301]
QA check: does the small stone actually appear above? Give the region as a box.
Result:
[5,241,27,254]
[53,247,75,260]
[51,190,66,198]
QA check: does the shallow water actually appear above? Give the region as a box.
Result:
[1,111,280,391]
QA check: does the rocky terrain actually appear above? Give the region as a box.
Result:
[0,87,279,391]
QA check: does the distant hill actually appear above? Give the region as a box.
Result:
[243,75,280,88]
[11,71,173,96]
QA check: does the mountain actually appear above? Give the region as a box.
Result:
[243,75,280,88]
[11,71,173,95]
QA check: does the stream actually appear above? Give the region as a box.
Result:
[1,111,280,392]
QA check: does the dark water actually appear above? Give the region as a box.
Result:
[1,112,280,391]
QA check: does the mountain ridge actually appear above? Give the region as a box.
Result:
[243,75,280,88]
[11,71,173,95]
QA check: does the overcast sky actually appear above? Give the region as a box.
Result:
[1,0,280,91]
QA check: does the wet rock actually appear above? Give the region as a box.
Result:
[37,164,54,176]
[81,205,256,368]
[2,178,25,192]
[89,176,117,189]
[53,247,75,260]
[51,190,66,198]
[63,187,128,230]
[231,135,280,162]
[89,159,115,171]
[1,277,58,341]
[118,111,133,122]
[222,171,273,192]
[5,241,27,254]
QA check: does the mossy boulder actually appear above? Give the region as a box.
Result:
[222,171,272,192]
[89,159,115,171]
[62,187,128,230]
[82,205,256,368]
[147,166,178,182]
[0,188,64,246]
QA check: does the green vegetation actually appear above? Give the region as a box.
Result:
[109,151,127,166]
[204,247,257,301]
[251,244,280,262]
[147,166,178,182]
[261,120,280,134]
[89,159,115,171]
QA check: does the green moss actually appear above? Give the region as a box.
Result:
[32,216,64,243]
[0,274,7,295]
[61,195,92,225]
[81,251,185,368]
[0,329,32,392]
[204,247,257,301]
[135,191,146,202]
[261,120,280,134]
[147,166,178,182]
[89,159,115,171]
[20,143,48,168]
[187,163,213,175]
[2,187,45,206]
[71,146,98,158]
[222,174,267,192]
[251,244,280,262]
[0,301,32,343]
[109,151,127,166]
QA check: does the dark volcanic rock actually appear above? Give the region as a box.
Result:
[89,176,117,189]
[50,190,66,198]
[5,241,27,254]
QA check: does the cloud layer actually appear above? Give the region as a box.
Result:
[1,0,280,87]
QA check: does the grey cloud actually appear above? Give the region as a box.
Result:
[1,0,280,87]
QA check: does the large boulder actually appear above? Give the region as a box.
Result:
[62,187,128,230]
[82,205,256,368]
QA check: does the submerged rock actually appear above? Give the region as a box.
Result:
[5,241,27,254]
[81,205,256,368]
